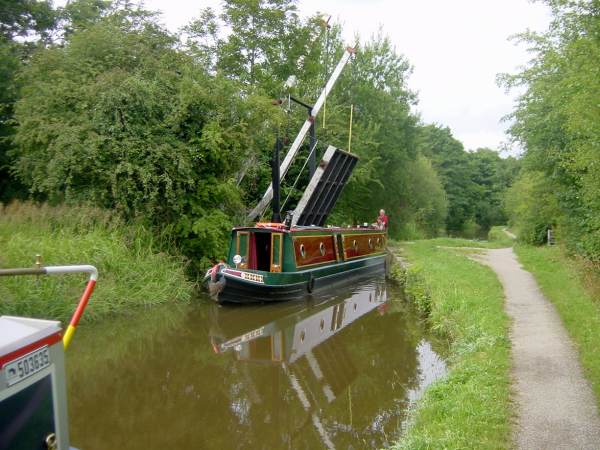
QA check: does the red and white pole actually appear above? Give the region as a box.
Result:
[0,264,98,350]
[46,266,98,350]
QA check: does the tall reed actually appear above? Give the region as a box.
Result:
[0,201,193,324]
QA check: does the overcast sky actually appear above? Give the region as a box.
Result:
[92,0,553,153]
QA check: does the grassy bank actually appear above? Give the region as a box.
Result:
[515,244,600,407]
[488,226,516,247]
[391,239,512,449]
[0,202,193,324]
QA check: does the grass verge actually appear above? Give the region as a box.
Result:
[0,201,193,324]
[514,244,600,407]
[391,239,512,449]
[488,225,516,247]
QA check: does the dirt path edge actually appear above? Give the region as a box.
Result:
[475,247,600,449]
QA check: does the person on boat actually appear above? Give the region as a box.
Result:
[376,209,388,230]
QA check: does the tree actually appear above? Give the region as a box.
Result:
[11,5,281,269]
[469,148,520,229]
[217,0,301,90]
[404,156,448,237]
[500,0,600,259]
[504,171,560,244]
[0,0,56,41]
[0,0,62,202]
[325,33,420,237]
[417,124,479,233]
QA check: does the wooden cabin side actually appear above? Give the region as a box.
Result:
[291,229,386,267]
[228,227,387,275]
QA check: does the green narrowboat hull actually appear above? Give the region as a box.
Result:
[207,248,386,304]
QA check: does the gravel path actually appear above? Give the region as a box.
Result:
[477,248,600,449]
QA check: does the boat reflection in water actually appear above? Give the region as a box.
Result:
[67,277,445,450]
[209,277,444,449]
[212,279,387,364]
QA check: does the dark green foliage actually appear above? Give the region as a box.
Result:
[501,0,600,259]
[418,125,477,233]
[0,0,61,202]
[0,40,25,202]
[403,156,448,237]
[218,0,301,90]
[11,6,281,270]
[0,0,57,41]
[327,34,423,236]
[2,0,519,272]
[504,171,560,245]
[417,125,519,236]
[469,148,520,230]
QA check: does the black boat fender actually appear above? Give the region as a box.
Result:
[307,274,315,293]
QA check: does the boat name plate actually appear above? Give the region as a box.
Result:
[226,269,264,284]
[240,326,265,343]
[3,345,51,387]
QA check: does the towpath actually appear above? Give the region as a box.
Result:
[477,247,600,449]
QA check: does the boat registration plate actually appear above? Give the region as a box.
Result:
[4,346,51,387]
[241,326,264,342]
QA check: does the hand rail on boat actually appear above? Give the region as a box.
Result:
[0,262,98,350]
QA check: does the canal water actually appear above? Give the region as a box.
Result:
[66,277,446,449]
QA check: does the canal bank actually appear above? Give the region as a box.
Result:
[391,238,513,449]
[394,237,600,449]
[0,202,193,323]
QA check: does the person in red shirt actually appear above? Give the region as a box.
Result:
[376,209,388,230]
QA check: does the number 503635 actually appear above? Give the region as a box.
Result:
[4,346,51,387]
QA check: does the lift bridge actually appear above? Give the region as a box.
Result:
[247,46,358,227]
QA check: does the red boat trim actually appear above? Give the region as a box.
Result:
[224,269,242,277]
[0,332,63,368]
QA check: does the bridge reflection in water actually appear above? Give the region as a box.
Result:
[67,277,446,450]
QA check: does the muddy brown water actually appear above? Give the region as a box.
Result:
[65,277,446,449]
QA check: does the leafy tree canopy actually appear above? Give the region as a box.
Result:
[3,0,521,268]
[500,0,600,258]
[0,0,56,41]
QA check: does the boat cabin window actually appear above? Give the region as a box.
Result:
[236,232,249,268]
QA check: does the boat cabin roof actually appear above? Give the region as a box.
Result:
[233,223,384,234]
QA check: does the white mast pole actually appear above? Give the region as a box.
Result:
[247,47,355,221]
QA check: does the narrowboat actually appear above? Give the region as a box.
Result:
[205,46,390,303]
[205,145,388,304]
[207,223,387,303]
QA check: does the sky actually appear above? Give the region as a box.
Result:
[76,0,553,154]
